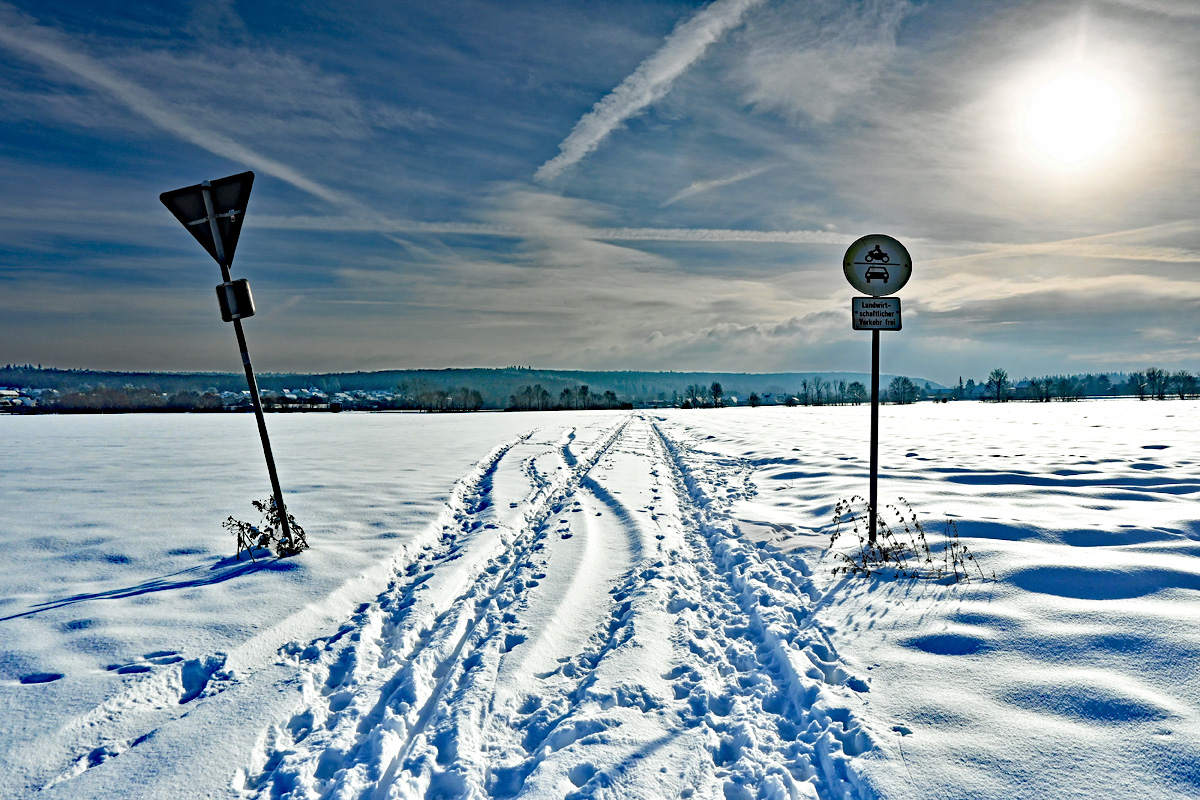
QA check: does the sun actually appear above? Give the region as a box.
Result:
[1023,71,1125,164]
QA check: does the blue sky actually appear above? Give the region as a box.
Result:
[1,0,1198,384]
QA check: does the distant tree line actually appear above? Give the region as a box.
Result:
[506,383,627,411]
[680,382,727,408]
[396,381,484,412]
[8,364,1198,414]
[1,366,940,409]
[952,367,1198,402]
[42,386,227,412]
[686,377,888,408]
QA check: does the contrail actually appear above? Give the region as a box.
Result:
[925,222,1200,267]
[251,214,852,245]
[534,0,767,182]
[0,5,365,213]
[661,166,772,206]
[1098,0,1200,17]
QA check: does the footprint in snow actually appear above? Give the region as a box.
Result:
[20,672,64,685]
[107,649,184,675]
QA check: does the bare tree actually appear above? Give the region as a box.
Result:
[847,381,868,405]
[986,368,1010,403]
[1127,371,1148,400]
[1145,367,1170,400]
[710,382,723,407]
[888,376,918,404]
[812,376,827,406]
[1173,369,1196,400]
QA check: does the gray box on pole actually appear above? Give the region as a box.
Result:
[216,279,256,322]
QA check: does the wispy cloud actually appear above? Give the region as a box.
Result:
[916,272,1200,314]
[735,0,909,124]
[534,0,766,182]
[591,226,847,245]
[926,222,1200,268]
[0,5,366,212]
[1099,0,1200,17]
[251,213,850,246]
[661,165,771,206]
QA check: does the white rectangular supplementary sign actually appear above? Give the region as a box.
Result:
[852,296,902,331]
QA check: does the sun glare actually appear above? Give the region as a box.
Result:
[1024,71,1125,164]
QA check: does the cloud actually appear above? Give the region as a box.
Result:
[924,222,1200,270]
[109,48,438,142]
[1098,0,1200,17]
[249,212,851,246]
[661,165,771,206]
[916,272,1200,315]
[0,5,367,212]
[184,0,249,41]
[734,0,910,124]
[908,277,1200,374]
[534,0,766,182]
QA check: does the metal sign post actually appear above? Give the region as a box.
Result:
[160,171,291,546]
[843,234,912,544]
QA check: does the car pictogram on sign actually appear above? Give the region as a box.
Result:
[864,265,890,283]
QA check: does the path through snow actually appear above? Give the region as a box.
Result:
[241,414,876,799]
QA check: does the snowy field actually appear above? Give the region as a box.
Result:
[1,401,1197,799]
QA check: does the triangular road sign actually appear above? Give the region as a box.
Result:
[160,171,254,267]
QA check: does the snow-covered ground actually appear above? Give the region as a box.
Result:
[1,401,1197,799]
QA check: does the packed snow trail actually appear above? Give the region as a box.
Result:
[243,415,878,799]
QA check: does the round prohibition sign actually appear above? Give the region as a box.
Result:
[843,234,912,297]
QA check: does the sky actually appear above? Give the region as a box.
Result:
[1,0,1198,384]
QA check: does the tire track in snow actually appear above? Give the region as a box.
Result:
[650,418,880,800]
[438,415,881,799]
[240,413,882,800]
[26,432,541,795]
[493,415,870,799]
[403,425,656,798]
[240,417,631,798]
